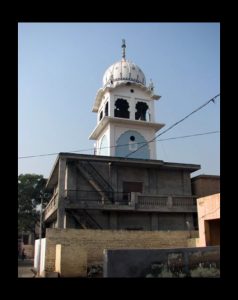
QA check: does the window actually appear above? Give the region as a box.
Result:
[99,110,103,121]
[130,136,135,141]
[105,102,108,116]
[135,102,149,121]
[114,98,130,119]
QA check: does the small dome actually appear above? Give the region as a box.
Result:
[103,59,146,87]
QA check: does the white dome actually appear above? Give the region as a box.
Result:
[102,59,146,87]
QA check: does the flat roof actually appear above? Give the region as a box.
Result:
[191,174,220,181]
[60,152,200,169]
[45,153,201,190]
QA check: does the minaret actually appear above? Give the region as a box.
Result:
[89,40,165,159]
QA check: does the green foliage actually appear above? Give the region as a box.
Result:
[190,266,220,277]
[18,174,49,235]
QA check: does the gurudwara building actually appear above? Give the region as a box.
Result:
[43,40,201,231]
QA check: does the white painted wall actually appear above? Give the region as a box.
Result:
[96,127,110,156]
[34,238,46,275]
[92,83,161,159]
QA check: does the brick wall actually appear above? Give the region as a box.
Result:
[44,228,198,273]
[191,176,220,197]
[22,245,34,258]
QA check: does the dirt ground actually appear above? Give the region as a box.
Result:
[18,259,35,278]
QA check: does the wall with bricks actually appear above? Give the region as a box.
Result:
[68,160,193,197]
[22,245,34,258]
[191,175,220,197]
[44,228,198,273]
[65,209,195,231]
[55,244,87,277]
[45,156,198,229]
[187,238,200,247]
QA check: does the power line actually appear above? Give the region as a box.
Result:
[125,93,220,158]
[18,130,219,159]
[19,94,219,160]
[157,131,219,142]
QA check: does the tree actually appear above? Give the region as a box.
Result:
[18,174,50,239]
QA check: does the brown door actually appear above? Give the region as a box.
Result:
[205,219,220,246]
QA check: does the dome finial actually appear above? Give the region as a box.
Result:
[149,79,154,91]
[122,39,126,60]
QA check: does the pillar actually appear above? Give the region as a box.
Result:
[109,212,118,229]
[56,157,66,228]
[151,213,158,231]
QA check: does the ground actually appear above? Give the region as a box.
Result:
[18,258,35,278]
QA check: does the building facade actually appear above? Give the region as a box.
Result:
[43,41,202,232]
[44,153,200,231]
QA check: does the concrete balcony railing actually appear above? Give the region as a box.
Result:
[136,194,197,212]
[44,192,58,220]
[64,190,197,212]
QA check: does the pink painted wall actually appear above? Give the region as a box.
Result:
[197,193,220,246]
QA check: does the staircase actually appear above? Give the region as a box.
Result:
[68,210,102,229]
[76,161,114,203]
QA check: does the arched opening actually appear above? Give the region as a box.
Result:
[99,110,103,121]
[114,98,130,119]
[105,102,108,116]
[135,102,149,121]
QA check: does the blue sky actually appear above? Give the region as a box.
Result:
[18,23,220,178]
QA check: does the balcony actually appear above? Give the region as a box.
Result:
[64,190,197,213]
[65,190,131,211]
[44,192,58,221]
[137,195,197,212]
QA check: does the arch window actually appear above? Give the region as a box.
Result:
[114,98,130,119]
[99,110,103,121]
[135,102,149,121]
[105,102,108,116]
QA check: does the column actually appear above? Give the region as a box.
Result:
[129,98,135,120]
[56,157,66,228]
[109,212,118,229]
[110,97,115,117]
[151,213,158,231]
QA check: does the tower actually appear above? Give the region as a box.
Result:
[89,40,165,159]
